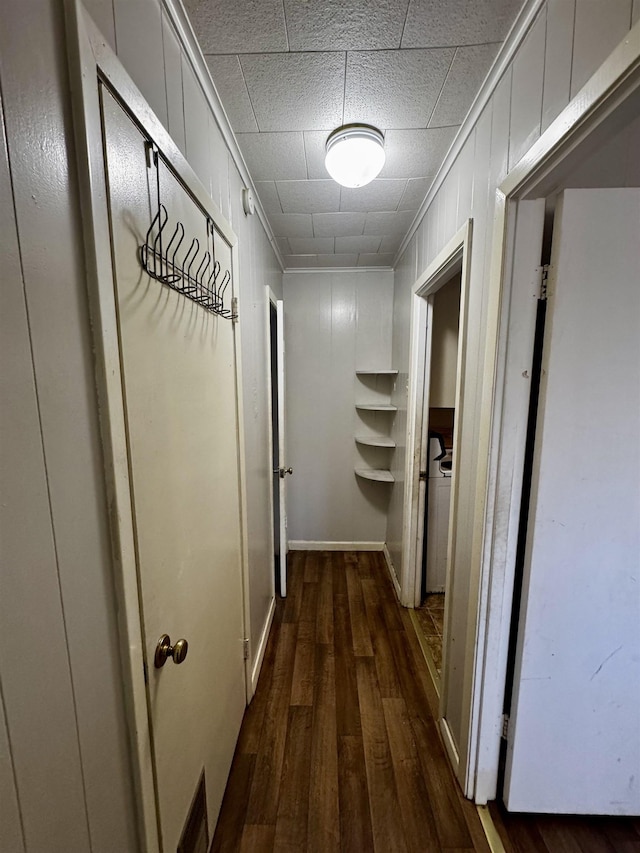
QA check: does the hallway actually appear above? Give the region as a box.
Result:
[212,551,489,852]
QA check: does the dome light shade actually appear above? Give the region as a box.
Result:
[325,124,385,188]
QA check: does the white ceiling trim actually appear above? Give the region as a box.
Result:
[161,0,286,270]
[393,0,545,267]
[282,267,393,275]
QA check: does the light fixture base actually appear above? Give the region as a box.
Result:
[325,124,385,189]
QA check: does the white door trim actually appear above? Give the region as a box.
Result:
[470,20,640,804]
[64,2,249,846]
[400,220,473,787]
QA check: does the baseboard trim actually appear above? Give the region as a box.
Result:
[439,715,460,778]
[250,596,276,696]
[288,541,385,551]
[382,544,402,597]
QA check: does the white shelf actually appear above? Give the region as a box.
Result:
[355,469,394,483]
[355,403,397,412]
[356,370,398,376]
[355,435,396,448]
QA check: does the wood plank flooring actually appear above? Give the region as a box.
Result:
[212,551,640,853]
[212,551,488,852]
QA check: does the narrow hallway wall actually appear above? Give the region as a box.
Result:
[387,0,638,788]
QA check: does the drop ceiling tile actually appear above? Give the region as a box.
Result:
[313,212,366,236]
[283,254,320,268]
[429,43,500,127]
[344,48,454,129]
[277,180,341,214]
[379,233,404,253]
[398,177,433,210]
[339,180,407,213]
[380,128,457,178]
[288,236,336,254]
[315,254,359,267]
[304,131,332,179]
[363,210,416,236]
[335,235,382,254]
[254,181,283,214]
[268,213,314,237]
[357,253,395,267]
[183,0,288,53]
[402,0,523,48]
[275,236,291,255]
[236,132,307,180]
[205,55,258,132]
[283,0,410,51]
[239,53,345,131]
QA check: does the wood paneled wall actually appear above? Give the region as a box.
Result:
[387,0,637,773]
[284,271,393,544]
[0,0,281,849]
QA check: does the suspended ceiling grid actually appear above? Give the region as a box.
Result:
[184,0,524,269]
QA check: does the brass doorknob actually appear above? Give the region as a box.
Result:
[154,634,189,668]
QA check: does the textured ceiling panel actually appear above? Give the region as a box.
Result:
[402,0,523,48]
[283,0,410,51]
[303,131,332,180]
[205,55,258,132]
[236,132,307,180]
[398,177,434,210]
[188,0,525,267]
[288,236,336,254]
[254,181,283,214]
[429,43,501,127]
[380,127,457,178]
[268,213,314,237]
[343,48,454,130]
[339,180,407,213]
[240,53,345,131]
[357,252,395,266]
[363,210,417,236]
[276,180,341,214]
[312,212,366,237]
[183,0,288,53]
[335,235,383,254]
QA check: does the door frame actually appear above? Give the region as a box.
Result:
[65,3,252,848]
[400,221,473,783]
[265,289,288,598]
[470,21,640,804]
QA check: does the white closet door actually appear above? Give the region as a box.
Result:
[101,88,246,847]
[504,189,640,814]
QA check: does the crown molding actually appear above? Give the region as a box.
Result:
[393,0,545,266]
[161,0,285,271]
[282,266,393,274]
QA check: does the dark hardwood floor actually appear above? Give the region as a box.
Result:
[212,551,489,852]
[212,551,640,853]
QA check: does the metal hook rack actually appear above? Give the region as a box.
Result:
[138,147,236,320]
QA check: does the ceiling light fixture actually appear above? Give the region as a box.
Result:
[325,124,385,188]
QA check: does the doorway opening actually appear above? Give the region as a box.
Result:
[269,301,281,595]
[267,290,288,598]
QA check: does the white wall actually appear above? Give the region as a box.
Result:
[429,273,461,410]
[387,0,637,768]
[284,270,394,545]
[0,0,281,848]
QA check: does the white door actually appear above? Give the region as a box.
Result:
[504,189,640,814]
[101,88,246,847]
[275,300,289,596]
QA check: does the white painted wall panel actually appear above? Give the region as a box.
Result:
[0,696,23,853]
[114,0,168,127]
[541,0,575,132]
[634,0,640,26]
[390,0,636,793]
[285,271,393,543]
[162,10,187,155]
[571,0,633,97]
[509,8,546,170]
[1,5,138,850]
[82,0,116,51]
[182,57,213,195]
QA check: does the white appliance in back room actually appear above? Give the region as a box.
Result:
[425,431,452,593]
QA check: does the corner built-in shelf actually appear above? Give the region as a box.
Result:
[355,435,396,448]
[355,469,394,483]
[355,403,397,412]
[354,369,396,484]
